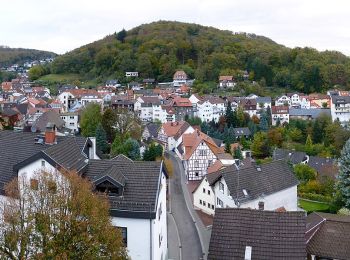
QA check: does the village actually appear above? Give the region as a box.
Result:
[0,66,349,260]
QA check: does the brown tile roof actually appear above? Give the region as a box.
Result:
[306,212,350,259]
[208,208,306,260]
[161,121,190,138]
[183,130,221,160]
[207,160,224,174]
[172,97,192,107]
[219,75,233,81]
[272,105,289,114]
[173,70,188,80]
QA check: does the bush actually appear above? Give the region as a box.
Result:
[298,192,332,203]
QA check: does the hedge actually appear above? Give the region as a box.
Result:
[298,192,332,203]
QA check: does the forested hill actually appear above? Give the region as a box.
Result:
[49,21,350,93]
[0,46,56,67]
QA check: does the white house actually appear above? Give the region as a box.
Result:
[60,112,79,133]
[218,76,235,89]
[173,70,188,87]
[330,95,350,124]
[181,130,222,181]
[271,106,289,126]
[193,160,299,215]
[0,130,167,260]
[196,97,226,123]
[157,121,194,151]
[275,95,291,106]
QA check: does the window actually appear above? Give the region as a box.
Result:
[203,188,206,193]
[217,198,223,208]
[41,160,45,167]
[203,201,206,206]
[117,227,127,246]
[219,182,224,193]
[69,116,75,119]
[195,172,199,177]
[199,199,202,205]
[158,202,162,221]
[212,205,214,210]
[30,179,38,190]
[208,203,211,208]
[48,180,57,193]
[194,160,199,167]
[208,160,212,166]
[208,190,210,195]
[199,150,207,156]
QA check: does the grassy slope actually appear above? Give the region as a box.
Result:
[298,198,330,213]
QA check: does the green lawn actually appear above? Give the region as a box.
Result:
[298,199,330,213]
[36,74,99,88]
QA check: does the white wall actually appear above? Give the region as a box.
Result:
[112,217,150,260]
[152,171,168,260]
[193,177,215,215]
[240,185,298,211]
[213,178,298,211]
[18,158,57,181]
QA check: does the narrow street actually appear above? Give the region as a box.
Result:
[167,152,204,260]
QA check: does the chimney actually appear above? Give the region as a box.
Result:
[244,246,252,260]
[45,123,56,145]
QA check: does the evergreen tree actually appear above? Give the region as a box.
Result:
[338,139,350,209]
[233,146,243,160]
[95,123,109,153]
[312,119,323,143]
[116,29,127,43]
[259,112,269,131]
[251,132,271,159]
[225,101,235,127]
[305,134,313,154]
[225,142,231,154]
[266,106,272,126]
[143,143,163,161]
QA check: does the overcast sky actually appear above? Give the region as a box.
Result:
[1,0,350,55]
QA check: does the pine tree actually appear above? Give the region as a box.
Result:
[95,123,109,153]
[225,142,231,154]
[338,139,350,209]
[305,134,313,155]
[233,147,243,160]
[266,106,272,126]
[225,101,235,128]
[259,112,269,131]
[312,119,323,143]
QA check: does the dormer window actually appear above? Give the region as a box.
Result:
[96,180,122,196]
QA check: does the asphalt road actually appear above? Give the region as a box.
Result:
[167,153,203,260]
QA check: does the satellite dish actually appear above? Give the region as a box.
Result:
[31,126,37,133]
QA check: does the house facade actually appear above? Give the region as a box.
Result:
[271,105,289,125]
[193,160,299,215]
[0,131,167,260]
[157,121,194,151]
[330,95,350,123]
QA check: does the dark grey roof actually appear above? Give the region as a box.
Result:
[0,131,89,194]
[15,103,29,115]
[216,160,298,204]
[308,156,335,173]
[273,148,308,164]
[331,95,350,104]
[289,108,331,118]
[145,123,160,138]
[43,138,88,171]
[32,110,65,132]
[233,127,251,137]
[212,137,223,147]
[256,96,271,104]
[94,164,127,186]
[208,208,306,260]
[84,159,163,217]
[306,212,350,259]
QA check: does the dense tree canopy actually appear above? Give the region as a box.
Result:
[47,21,350,92]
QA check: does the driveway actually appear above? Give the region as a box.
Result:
[167,152,204,260]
